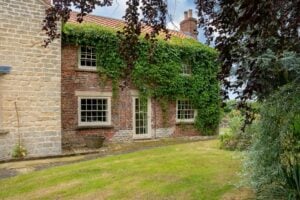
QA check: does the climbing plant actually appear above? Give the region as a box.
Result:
[63,23,220,135]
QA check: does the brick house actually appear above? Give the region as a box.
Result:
[62,11,203,148]
[0,0,217,160]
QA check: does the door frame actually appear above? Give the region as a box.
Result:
[132,96,152,139]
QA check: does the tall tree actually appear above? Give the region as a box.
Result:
[194,1,300,198]
[196,0,299,121]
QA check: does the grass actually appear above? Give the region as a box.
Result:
[0,140,252,200]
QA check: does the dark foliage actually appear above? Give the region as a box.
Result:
[42,0,113,47]
[117,0,141,88]
[196,0,300,125]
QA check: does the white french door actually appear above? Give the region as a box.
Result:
[133,97,151,139]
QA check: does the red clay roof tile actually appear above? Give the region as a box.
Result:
[68,12,190,39]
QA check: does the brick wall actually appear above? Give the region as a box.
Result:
[0,0,61,160]
[180,10,198,39]
[62,45,200,147]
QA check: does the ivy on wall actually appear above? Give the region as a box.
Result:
[63,23,220,135]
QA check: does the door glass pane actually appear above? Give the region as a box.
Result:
[135,98,148,135]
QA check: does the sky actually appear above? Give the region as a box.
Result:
[89,0,207,43]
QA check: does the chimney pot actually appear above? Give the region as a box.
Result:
[184,11,188,19]
[188,9,193,18]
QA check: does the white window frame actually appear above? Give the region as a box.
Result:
[176,99,197,123]
[181,63,192,76]
[78,46,97,70]
[76,91,112,127]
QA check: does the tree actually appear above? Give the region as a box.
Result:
[194,1,299,198]
[195,0,299,123]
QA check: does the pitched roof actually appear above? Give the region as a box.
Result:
[68,12,189,39]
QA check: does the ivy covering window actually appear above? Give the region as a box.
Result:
[176,100,196,122]
[181,64,192,75]
[78,97,111,126]
[79,46,96,68]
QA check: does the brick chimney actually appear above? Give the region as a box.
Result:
[180,9,198,39]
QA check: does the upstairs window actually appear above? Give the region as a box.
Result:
[181,64,192,76]
[79,46,96,69]
[176,99,196,122]
[78,97,111,126]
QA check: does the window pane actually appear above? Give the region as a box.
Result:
[135,98,148,135]
[87,105,91,110]
[177,100,195,120]
[80,46,97,68]
[80,98,108,123]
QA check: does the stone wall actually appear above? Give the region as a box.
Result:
[0,0,61,160]
[62,45,200,147]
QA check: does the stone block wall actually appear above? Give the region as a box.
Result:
[62,45,200,148]
[0,0,61,160]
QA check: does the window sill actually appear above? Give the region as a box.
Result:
[175,121,195,125]
[133,136,152,140]
[76,125,113,130]
[75,68,98,73]
[0,129,9,135]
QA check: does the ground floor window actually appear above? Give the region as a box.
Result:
[78,97,111,126]
[176,99,196,122]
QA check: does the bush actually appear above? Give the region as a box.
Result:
[219,132,236,151]
[12,144,27,159]
[243,83,300,200]
[219,110,253,151]
[222,100,237,113]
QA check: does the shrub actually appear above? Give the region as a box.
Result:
[243,83,300,200]
[219,132,236,151]
[219,109,253,151]
[223,100,237,113]
[12,144,27,159]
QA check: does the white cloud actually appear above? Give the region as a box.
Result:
[92,0,127,19]
[91,0,192,26]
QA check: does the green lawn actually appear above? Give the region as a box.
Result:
[0,140,251,200]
